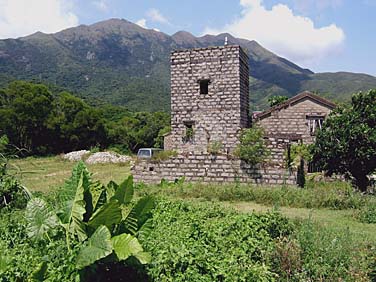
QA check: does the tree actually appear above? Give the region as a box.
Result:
[47,92,108,152]
[268,95,288,107]
[312,89,376,192]
[0,81,54,154]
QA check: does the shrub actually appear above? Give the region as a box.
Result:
[144,200,293,281]
[357,205,376,224]
[0,155,31,210]
[151,150,178,162]
[234,126,270,165]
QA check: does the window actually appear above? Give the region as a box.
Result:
[182,121,194,143]
[307,116,324,135]
[199,79,210,94]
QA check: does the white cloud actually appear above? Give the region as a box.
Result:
[146,8,170,24]
[136,18,147,29]
[203,0,345,65]
[93,0,109,12]
[0,0,78,39]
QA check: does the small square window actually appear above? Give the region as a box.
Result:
[199,79,210,94]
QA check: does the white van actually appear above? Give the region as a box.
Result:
[137,148,162,159]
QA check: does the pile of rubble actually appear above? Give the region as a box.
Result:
[62,150,90,161]
[85,151,132,164]
[62,150,132,164]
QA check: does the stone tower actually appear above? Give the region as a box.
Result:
[166,45,249,154]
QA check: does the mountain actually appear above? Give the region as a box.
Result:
[0,18,375,111]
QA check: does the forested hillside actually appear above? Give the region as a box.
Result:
[0,19,375,111]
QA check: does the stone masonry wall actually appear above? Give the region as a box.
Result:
[256,98,333,144]
[132,154,296,185]
[169,45,249,154]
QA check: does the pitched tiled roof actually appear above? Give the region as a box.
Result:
[255,91,336,120]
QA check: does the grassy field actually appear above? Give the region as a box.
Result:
[10,156,131,193]
[4,156,376,280]
[11,156,376,245]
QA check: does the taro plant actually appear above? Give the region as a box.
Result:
[25,161,155,278]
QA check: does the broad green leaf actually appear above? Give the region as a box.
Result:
[88,199,122,229]
[112,176,134,204]
[106,180,118,200]
[122,196,155,235]
[134,252,152,265]
[26,198,59,241]
[57,162,89,242]
[137,218,154,243]
[131,195,155,227]
[76,225,113,269]
[65,171,87,242]
[30,261,48,281]
[89,181,106,211]
[111,233,150,264]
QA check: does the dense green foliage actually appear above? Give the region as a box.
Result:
[0,81,170,155]
[0,163,155,281]
[313,89,376,191]
[0,143,31,210]
[144,200,375,281]
[145,200,293,281]
[268,95,288,107]
[235,126,270,165]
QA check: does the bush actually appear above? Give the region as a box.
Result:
[234,126,270,165]
[0,155,30,210]
[144,200,293,281]
[151,150,178,162]
[357,205,376,224]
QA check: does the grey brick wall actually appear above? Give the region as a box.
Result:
[256,98,333,144]
[132,154,296,185]
[168,45,249,154]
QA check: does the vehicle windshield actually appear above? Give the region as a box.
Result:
[137,149,151,158]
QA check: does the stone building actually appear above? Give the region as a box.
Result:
[254,91,336,145]
[132,45,297,185]
[164,45,249,154]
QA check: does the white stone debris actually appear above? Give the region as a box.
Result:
[85,151,132,165]
[62,150,90,161]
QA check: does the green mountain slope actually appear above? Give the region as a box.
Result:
[0,18,375,111]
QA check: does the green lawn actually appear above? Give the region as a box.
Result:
[11,156,131,193]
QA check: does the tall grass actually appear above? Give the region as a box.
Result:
[139,180,376,210]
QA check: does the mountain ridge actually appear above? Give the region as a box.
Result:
[0,18,375,111]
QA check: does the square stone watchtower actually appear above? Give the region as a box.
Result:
[167,45,250,154]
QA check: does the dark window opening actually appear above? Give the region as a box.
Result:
[182,121,195,143]
[199,79,210,94]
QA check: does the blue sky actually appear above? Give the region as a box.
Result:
[0,0,375,76]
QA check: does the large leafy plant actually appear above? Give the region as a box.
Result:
[26,162,154,278]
